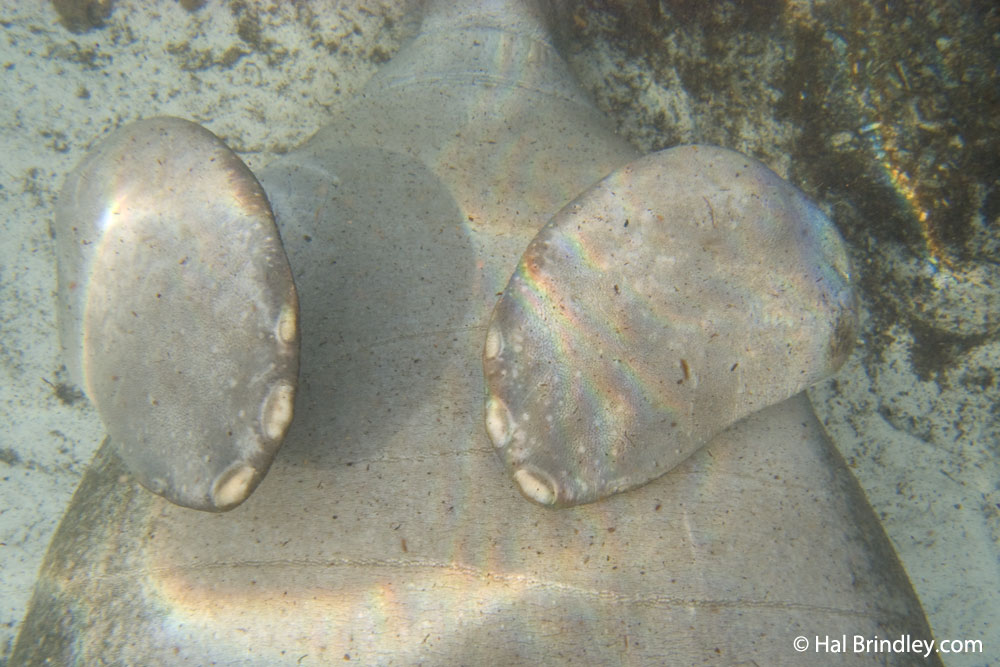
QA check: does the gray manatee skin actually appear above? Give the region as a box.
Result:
[484,145,859,507]
[54,117,300,512]
[13,0,938,664]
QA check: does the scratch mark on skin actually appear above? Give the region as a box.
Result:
[81,557,909,621]
[341,445,818,493]
[703,196,716,228]
[360,325,487,347]
[343,446,497,467]
[323,325,487,363]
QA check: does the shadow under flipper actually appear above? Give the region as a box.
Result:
[259,144,476,470]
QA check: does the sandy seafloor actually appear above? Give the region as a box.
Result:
[0,1,995,664]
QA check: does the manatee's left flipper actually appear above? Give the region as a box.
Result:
[55,117,299,511]
[484,145,858,506]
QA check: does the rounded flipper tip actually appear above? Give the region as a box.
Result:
[485,145,858,506]
[55,117,300,511]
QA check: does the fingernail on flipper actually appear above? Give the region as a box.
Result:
[55,117,300,511]
[484,145,858,507]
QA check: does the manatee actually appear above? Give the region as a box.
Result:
[12,1,937,664]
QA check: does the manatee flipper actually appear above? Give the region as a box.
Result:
[55,117,299,511]
[485,145,858,506]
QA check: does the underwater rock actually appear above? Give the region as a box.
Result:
[484,145,857,506]
[54,116,299,511]
[51,0,114,33]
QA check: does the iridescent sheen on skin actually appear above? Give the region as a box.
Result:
[484,145,857,506]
